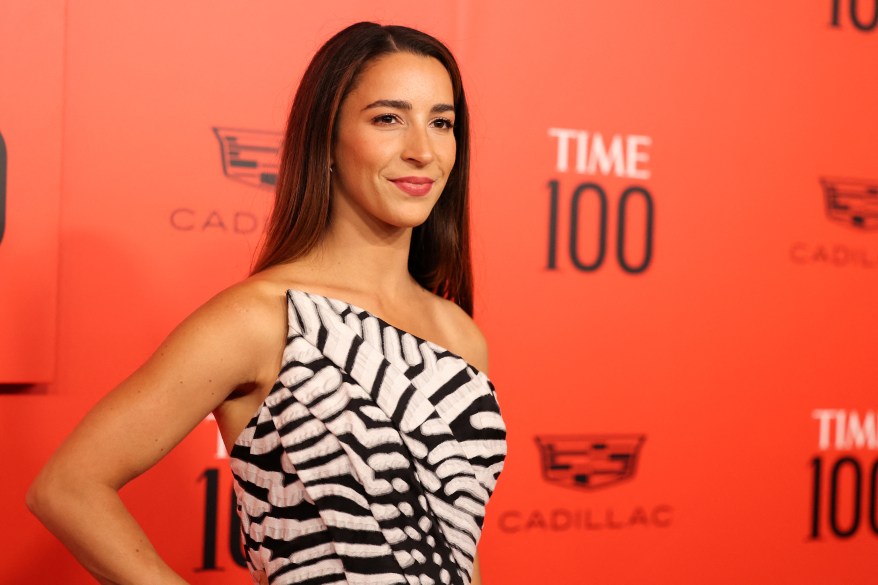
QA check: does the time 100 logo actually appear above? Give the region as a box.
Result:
[546,129,655,274]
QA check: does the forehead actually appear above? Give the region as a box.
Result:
[348,52,454,105]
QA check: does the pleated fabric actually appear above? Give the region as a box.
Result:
[230,290,507,585]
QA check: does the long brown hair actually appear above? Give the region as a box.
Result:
[251,22,474,315]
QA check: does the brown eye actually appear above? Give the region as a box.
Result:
[432,118,455,130]
[373,114,400,125]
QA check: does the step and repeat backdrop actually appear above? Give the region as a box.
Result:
[2,1,876,583]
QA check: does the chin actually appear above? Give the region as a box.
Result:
[393,216,432,230]
[384,204,437,230]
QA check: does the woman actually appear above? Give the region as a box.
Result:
[28,22,506,585]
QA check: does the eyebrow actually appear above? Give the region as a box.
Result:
[363,99,454,114]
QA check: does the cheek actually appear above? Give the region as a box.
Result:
[337,129,372,164]
[346,137,394,175]
[437,133,456,162]
[444,143,457,172]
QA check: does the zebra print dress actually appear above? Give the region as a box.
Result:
[230,289,507,585]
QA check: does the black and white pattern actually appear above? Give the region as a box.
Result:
[230,289,507,585]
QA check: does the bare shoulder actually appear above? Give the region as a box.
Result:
[201,274,292,356]
[180,278,283,344]
[432,296,489,374]
[198,276,286,332]
[149,275,292,393]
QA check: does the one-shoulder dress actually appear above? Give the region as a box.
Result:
[230,290,507,585]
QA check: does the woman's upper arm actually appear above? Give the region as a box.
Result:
[470,552,483,585]
[41,285,282,489]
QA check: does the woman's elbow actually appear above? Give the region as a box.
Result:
[26,467,60,521]
[26,461,82,524]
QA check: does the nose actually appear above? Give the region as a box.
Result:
[401,125,434,166]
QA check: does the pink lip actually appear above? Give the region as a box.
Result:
[390,176,435,197]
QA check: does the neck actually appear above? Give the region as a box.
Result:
[297,207,420,302]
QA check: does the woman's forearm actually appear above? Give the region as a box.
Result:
[27,473,187,585]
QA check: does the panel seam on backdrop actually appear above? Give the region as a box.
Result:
[53,0,71,382]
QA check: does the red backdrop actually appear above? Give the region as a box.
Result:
[2,1,877,583]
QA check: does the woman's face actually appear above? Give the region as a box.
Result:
[331,52,456,231]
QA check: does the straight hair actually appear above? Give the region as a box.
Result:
[251,22,474,315]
